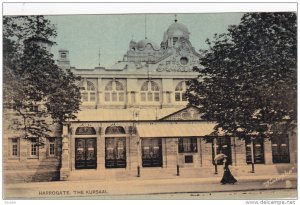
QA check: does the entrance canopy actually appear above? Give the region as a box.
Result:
[136,123,217,138]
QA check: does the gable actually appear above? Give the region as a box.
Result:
[159,106,202,121]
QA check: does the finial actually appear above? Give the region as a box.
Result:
[174,14,178,22]
[145,15,147,39]
[98,48,101,67]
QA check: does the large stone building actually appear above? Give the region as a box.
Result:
[3,18,296,183]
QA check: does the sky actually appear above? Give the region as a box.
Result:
[47,13,244,69]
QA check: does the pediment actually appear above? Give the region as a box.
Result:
[159,106,202,121]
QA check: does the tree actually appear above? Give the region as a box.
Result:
[3,15,81,144]
[187,12,297,140]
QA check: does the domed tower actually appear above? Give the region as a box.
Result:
[162,17,190,48]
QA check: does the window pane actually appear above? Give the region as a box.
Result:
[141,93,146,101]
[90,92,96,101]
[106,138,115,160]
[105,93,110,102]
[178,137,197,153]
[154,92,160,102]
[148,92,153,101]
[105,137,126,168]
[116,82,124,91]
[151,82,159,91]
[112,92,117,101]
[87,81,95,91]
[82,92,88,102]
[182,93,187,101]
[49,143,55,156]
[175,93,181,101]
[175,82,182,91]
[119,92,124,102]
[105,82,113,91]
[141,82,148,91]
[31,143,37,156]
[11,138,19,157]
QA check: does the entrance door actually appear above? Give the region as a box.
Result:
[105,137,126,168]
[75,138,97,169]
[141,138,162,167]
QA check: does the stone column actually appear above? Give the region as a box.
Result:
[60,124,71,181]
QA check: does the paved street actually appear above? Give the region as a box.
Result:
[4,174,297,200]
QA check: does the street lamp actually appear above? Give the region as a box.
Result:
[136,139,141,177]
[251,136,255,173]
[175,138,180,176]
[214,137,218,174]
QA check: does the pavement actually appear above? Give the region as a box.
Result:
[3,164,298,200]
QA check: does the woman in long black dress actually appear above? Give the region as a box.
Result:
[220,157,237,185]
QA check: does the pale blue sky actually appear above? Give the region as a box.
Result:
[47,13,244,69]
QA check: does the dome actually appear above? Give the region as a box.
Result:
[166,22,190,39]
[136,39,160,51]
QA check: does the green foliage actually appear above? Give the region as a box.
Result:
[3,15,81,143]
[187,12,297,139]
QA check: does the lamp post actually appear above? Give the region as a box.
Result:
[136,139,141,177]
[175,138,180,176]
[133,110,140,177]
[251,136,255,173]
[214,137,218,174]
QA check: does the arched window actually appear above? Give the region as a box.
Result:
[104,81,125,102]
[140,81,160,102]
[175,81,187,102]
[80,80,96,102]
[75,127,96,135]
[105,126,126,135]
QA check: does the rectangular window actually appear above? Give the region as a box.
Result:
[178,137,197,153]
[48,138,56,157]
[119,93,124,102]
[272,135,290,163]
[245,137,265,164]
[89,92,96,102]
[82,92,88,102]
[141,93,146,102]
[11,138,19,157]
[30,142,38,157]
